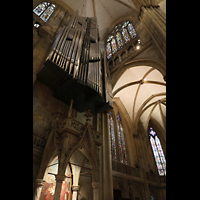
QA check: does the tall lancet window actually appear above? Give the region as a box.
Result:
[149,127,166,176]
[116,112,127,164]
[109,112,117,160]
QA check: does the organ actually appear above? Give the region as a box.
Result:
[37,11,113,113]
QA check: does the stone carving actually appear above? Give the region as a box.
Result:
[33,134,46,150]
[70,120,85,132]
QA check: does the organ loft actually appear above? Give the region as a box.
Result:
[33,1,166,200]
[37,10,113,114]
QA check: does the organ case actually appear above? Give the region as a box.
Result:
[37,11,113,113]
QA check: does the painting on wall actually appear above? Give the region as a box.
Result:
[39,159,72,200]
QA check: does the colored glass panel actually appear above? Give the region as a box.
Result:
[106,42,112,59]
[109,113,116,160]
[107,35,114,42]
[149,128,166,176]
[117,112,127,164]
[40,6,54,22]
[120,124,127,164]
[106,21,138,59]
[122,21,129,29]
[33,3,47,16]
[34,23,40,28]
[116,32,123,50]
[149,127,156,136]
[122,28,130,43]
[127,23,137,38]
[117,122,123,163]
[111,38,117,54]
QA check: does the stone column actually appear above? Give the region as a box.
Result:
[72,185,80,200]
[92,182,99,200]
[102,112,113,200]
[53,174,66,200]
[139,6,166,61]
[33,179,45,200]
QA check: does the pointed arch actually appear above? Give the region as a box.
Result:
[149,127,166,176]
[108,106,129,165]
[38,156,73,200]
[111,58,166,88]
[106,20,138,59]
[33,2,56,22]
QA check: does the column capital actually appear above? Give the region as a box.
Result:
[92,182,99,189]
[36,179,45,187]
[72,185,80,191]
[55,174,66,182]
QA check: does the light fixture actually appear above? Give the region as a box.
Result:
[136,45,140,50]
[135,39,141,50]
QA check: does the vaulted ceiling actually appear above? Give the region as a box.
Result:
[112,66,166,132]
[59,0,166,132]
[62,0,166,39]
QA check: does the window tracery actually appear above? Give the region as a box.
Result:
[108,111,128,165]
[149,127,166,176]
[122,28,130,43]
[116,32,123,50]
[109,112,117,160]
[33,2,56,22]
[106,42,112,59]
[116,112,127,164]
[106,21,137,59]
[111,38,117,54]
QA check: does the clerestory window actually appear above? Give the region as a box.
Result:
[33,2,56,22]
[106,21,137,59]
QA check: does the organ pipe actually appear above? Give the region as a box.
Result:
[38,11,113,113]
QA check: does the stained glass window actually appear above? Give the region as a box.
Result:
[122,28,130,43]
[109,112,117,160]
[122,21,129,29]
[107,35,113,42]
[33,2,48,16]
[116,112,127,164]
[34,22,41,28]
[106,42,112,59]
[33,2,56,22]
[106,21,138,59]
[40,5,55,22]
[149,127,166,176]
[116,32,123,50]
[127,23,137,38]
[111,38,117,54]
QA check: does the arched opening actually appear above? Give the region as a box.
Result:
[37,145,97,200]
[69,148,93,200]
[106,20,138,60]
[38,157,73,200]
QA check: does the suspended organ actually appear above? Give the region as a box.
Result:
[37,11,113,113]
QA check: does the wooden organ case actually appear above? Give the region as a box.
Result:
[37,11,113,113]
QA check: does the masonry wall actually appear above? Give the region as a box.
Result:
[33,2,166,200]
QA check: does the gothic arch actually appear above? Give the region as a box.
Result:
[148,118,166,156]
[78,144,99,182]
[102,11,139,42]
[134,94,166,132]
[111,58,166,88]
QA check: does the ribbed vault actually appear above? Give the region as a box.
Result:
[112,65,166,132]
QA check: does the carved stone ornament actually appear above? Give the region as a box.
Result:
[72,185,80,191]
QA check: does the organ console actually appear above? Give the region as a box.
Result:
[37,11,113,114]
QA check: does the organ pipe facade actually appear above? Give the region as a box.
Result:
[37,11,113,113]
